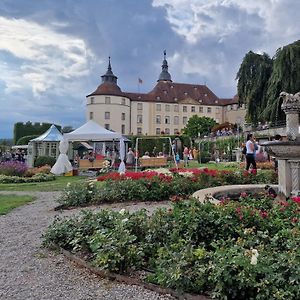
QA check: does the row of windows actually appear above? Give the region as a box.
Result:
[90,111,126,121]
[90,97,127,105]
[136,115,188,125]
[90,98,233,113]
[90,109,218,125]
[137,103,216,113]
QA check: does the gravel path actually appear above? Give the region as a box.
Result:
[0,191,173,300]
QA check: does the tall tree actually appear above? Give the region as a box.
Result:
[236,51,273,124]
[183,115,217,138]
[262,40,300,123]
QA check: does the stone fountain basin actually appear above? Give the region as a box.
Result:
[262,140,300,159]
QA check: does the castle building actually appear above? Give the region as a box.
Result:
[86,52,245,135]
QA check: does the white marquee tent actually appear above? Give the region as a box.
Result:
[51,120,125,175]
[64,120,122,141]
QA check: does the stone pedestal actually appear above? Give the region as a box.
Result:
[289,160,300,196]
[278,159,292,196]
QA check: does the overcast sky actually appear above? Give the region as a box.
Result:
[0,0,299,138]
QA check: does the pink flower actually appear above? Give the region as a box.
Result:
[291,217,298,223]
[240,192,247,198]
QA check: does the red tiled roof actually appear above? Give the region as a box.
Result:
[124,81,235,106]
[87,82,124,97]
[87,80,238,106]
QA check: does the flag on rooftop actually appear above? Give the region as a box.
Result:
[138,78,143,84]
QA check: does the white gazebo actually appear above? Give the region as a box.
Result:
[27,125,63,167]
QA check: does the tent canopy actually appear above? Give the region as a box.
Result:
[64,120,122,141]
[30,124,63,142]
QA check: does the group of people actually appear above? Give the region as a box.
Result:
[0,149,26,163]
[182,146,200,167]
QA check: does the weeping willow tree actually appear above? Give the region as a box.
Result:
[262,40,300,123]
[236,51,272,124]
[237,40,300,125]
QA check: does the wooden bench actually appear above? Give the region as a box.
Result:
[139,157,168,168]
[79,159,106,169]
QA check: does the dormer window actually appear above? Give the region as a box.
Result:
[170,85,174,89]
[204,93,208,97]
[215,100,218,104]
[174,97,178,101]
[156,96,161,100]
[138,96,141,99]
[184,92,188,96]
[164,90,167,94]
[199,99,202,103]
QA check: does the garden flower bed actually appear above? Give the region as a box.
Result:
[57,168,277,208]
[0,161,55,183]
[43,194,300,299]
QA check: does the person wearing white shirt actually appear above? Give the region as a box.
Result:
[245,133,257,171]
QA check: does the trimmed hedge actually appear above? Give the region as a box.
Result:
[34,156,56,167]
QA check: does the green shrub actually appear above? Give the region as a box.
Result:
[34,156,56,167]
[57,181,97,207]
[44,196,300,299]
[0,173,55,183]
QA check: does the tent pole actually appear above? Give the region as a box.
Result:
[135,138,139,172]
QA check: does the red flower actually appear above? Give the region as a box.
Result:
[291,217,298,223]
[291,196,300,204]
[260,211,268,218]
[250,169,257,175]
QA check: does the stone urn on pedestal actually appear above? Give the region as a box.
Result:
[262,92,300,197]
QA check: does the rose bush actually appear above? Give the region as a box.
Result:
[44,194,300,299]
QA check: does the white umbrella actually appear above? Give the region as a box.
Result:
[51,139,73,175]
[118,137,126,174]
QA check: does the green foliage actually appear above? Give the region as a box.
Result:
[34,156,56,167]
[44,196,300,299]
[183,115,217,138]
[237,40,300,124]
[58,181,97,207]
[263,40,300,123]
[13,121,61,145]
[57,169,277,208]
[0,174,55,184]
[16,135,38,145]
[236,51,272,124]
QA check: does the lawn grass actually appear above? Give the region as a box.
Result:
[186,160,240,171]
[0,194,35,215]
[0,176,87,192]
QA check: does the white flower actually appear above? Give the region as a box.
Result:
[88,191,93,194]
[119,208,126,215]
[178,171,193,178]
[121,218,129,223]
[67,182,71,187]
[250,249,259,265]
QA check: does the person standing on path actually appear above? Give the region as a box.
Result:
[245,133,257,171]
[183,146,189,167]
